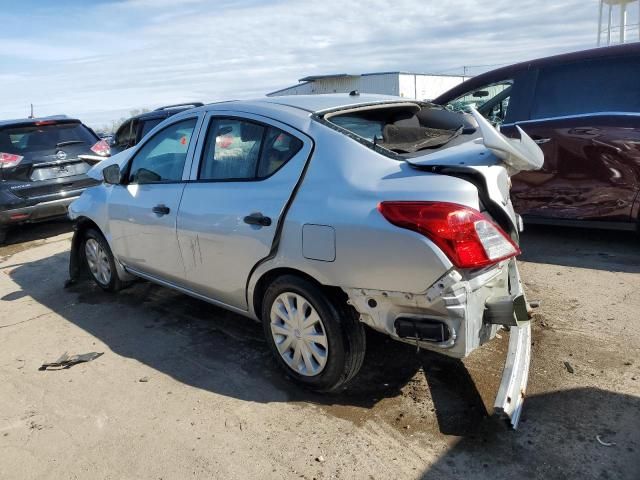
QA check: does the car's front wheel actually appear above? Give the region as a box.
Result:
[83,228,122,292]
[261,275,366,391]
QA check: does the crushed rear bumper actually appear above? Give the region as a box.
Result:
[344,258,532,429]
[494,322,531,428]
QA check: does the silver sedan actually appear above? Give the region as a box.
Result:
[68,94,542,427]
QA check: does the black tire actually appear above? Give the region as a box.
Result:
[82,228,123,292]
[261,274,366,392]
[0,228,7,245]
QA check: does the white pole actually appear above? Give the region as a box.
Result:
[620,2,627,43]
[607,3,613,44]
[598,0,603,46]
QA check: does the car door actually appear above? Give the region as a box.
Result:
[177,112,312,310]
[506,55,640,223]
[107,115,202,284]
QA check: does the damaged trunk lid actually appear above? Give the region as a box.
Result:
[403,110,544,238]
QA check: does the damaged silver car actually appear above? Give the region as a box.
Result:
[68,94,542,427]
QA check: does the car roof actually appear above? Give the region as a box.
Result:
[255,93,411,113]
[433,43,640,104]
[0,115,81,128]
[187,94,416,119]
[131,103,205,122]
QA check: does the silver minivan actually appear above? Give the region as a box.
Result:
[68,94,542,427]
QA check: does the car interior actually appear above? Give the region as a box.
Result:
[326,104,478,154]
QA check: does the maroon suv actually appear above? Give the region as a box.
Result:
[434,44,640,231]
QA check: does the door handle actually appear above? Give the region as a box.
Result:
[152,204,171,216]
[243,212,272,227]
[533,138,551,145]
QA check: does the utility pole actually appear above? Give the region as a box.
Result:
[29,104,34,118]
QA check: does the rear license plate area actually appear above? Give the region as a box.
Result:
[31,162,90,181]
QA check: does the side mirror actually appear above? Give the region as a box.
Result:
[103,164,122,185]
[473,90,489,98]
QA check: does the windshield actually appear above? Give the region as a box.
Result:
[0,122,97,154]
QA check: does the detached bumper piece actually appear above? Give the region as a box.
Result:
[494,321,531,429]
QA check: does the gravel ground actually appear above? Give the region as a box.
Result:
[0,221,638,479]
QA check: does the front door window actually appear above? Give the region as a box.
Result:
[128,118,197,184]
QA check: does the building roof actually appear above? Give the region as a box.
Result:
[298,71,464,82]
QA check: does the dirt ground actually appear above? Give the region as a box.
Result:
[0,220,638,480]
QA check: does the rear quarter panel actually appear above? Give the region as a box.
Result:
[250,121,481,297]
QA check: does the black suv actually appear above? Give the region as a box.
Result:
[0,116,110,243]
[111,102,203,154]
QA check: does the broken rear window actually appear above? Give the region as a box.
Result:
[323,103,467,154]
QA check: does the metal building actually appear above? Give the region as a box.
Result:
[267,72,466,101]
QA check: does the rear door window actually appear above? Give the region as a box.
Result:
[198,118,302,180]
[114,120,136,149]
[530,56,640,119]
[139,118,163,139]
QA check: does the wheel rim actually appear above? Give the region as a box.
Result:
[270,292,329,376]
[84,238,112,286]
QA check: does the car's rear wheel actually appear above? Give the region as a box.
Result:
[261,275,366,391]
[83,228,122,292]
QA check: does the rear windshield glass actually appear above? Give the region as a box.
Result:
[0,122,97,154]
[325,104,469,154]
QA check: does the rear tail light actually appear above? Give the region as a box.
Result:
[90,139,111,157]
[377,201,520,269]
[0,152,24,169]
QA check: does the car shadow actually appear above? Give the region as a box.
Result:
[1,219,73,254]
[6,250,447,413]
[420,387,640,480]
[519,224,640,273]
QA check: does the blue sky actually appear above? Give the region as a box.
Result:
[0,0,612,128]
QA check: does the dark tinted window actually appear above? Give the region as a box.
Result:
[199,118,302,180]
[0,122,97,154]
[531,57,640,119]
[140,118,163,138]
[115,120,135,148]
[128,118,197,184]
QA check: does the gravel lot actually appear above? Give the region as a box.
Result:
[0,221,638,479]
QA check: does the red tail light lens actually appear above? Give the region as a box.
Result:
[377,201,521,269]
[0,152,24,169]
[90,139,111,157]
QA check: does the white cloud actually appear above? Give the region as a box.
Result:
[0,0,601,127]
